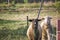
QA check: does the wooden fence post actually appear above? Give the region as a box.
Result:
[27,16,29,27]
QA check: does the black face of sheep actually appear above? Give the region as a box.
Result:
[28,18,44,40]
[28,18,44,29]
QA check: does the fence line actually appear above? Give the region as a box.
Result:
[0,8,57,12]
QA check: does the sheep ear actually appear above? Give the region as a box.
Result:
[42,18,45,20]
[38,18,45,21]
[28,19,33,22]
[48,16,52,19]
[49,17,52,19]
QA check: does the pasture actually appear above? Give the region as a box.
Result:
[0,6,58,40]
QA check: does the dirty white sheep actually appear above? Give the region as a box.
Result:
[40,16,53,40]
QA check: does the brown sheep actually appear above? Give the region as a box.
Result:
[27,19,43,40]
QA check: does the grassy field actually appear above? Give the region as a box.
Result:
[0,3,58,40]
[0,3,55,9]
[0,9,57,40]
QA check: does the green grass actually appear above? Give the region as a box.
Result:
[16,3,40,8]
[0,3,40,8]
[0,3,56,9]
[0,19,27,29]
[0,19,28,40]
[0,27,28,40]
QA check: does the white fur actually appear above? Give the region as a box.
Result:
[41,16,52,28]
[40,16,52,40]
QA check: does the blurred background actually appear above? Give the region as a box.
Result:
[0,0,60,40]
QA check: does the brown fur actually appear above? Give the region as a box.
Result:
[41,16,52,40]
[27,21,42,40]
[42,24,48,40]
